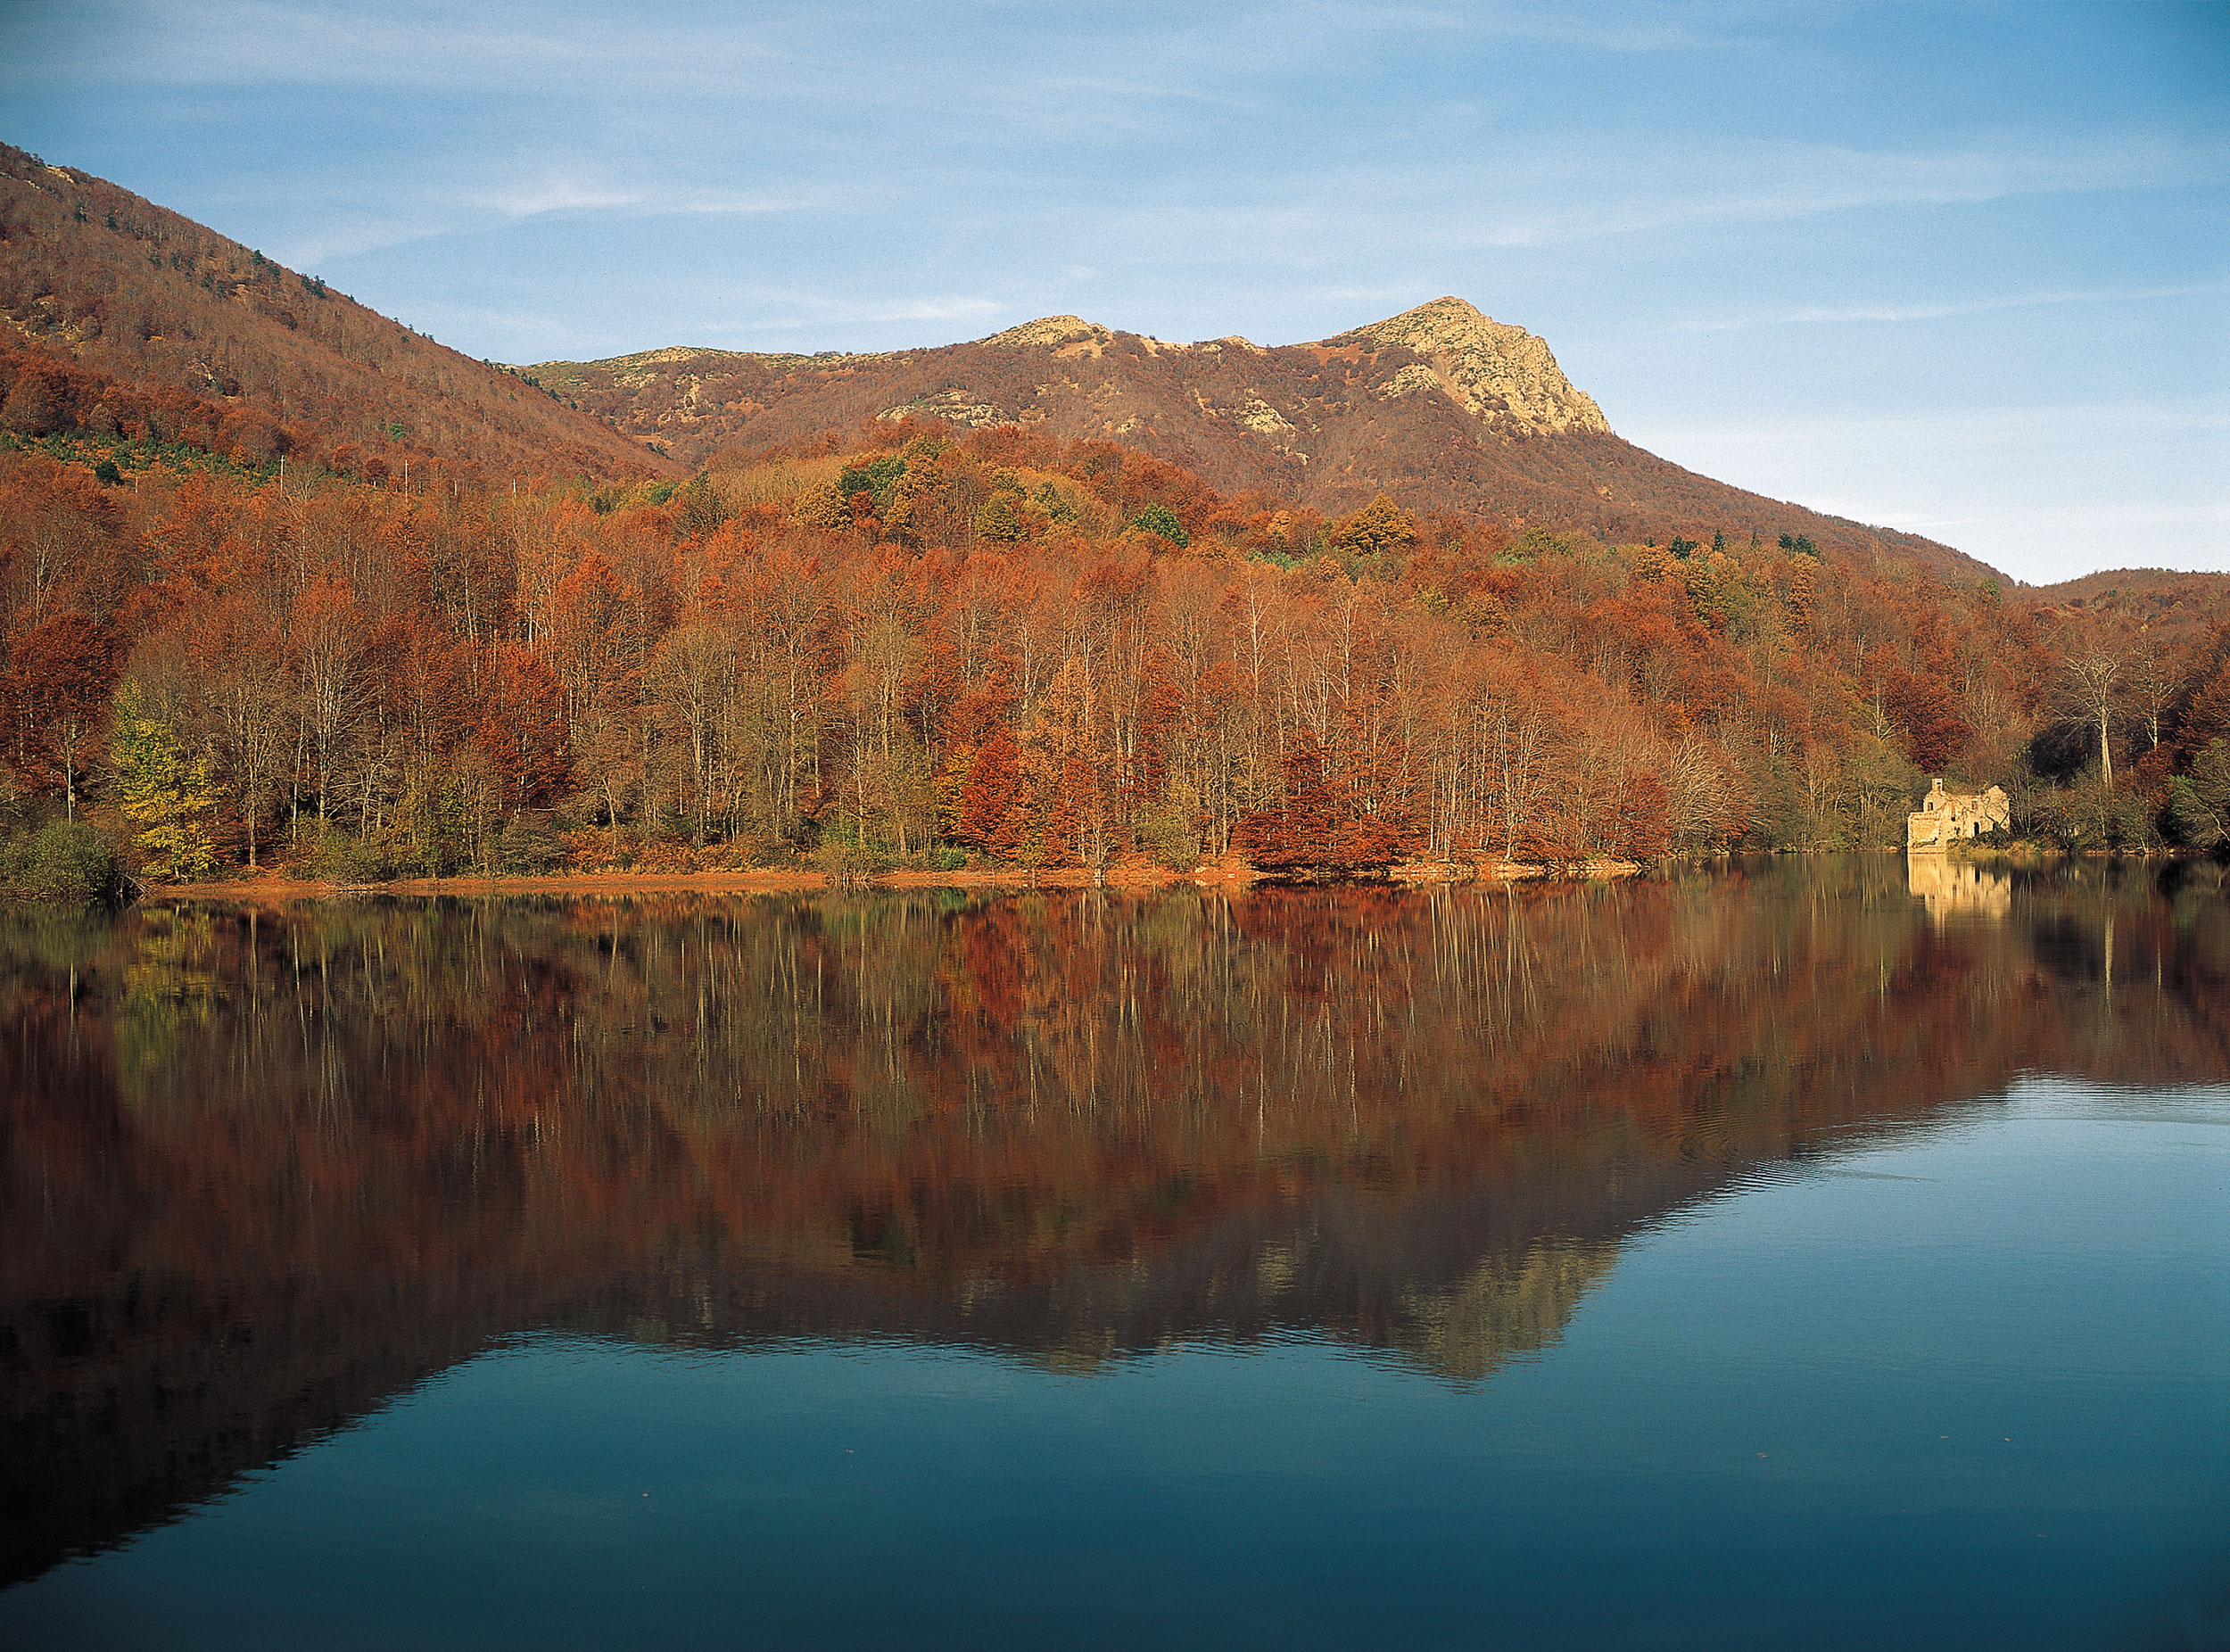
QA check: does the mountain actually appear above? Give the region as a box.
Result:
[2023,567,2230,640]
[529,297,1995,580]
[0,145,673,485]
[0,145,1991,576]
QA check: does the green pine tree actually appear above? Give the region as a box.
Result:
[1127,502,1190,548]
[976,496,1026,542]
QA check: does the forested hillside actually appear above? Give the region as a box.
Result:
[2027,568,2230,640]
[531,300,1994,582]
[0,144,670,487]
[2,409,2224,888]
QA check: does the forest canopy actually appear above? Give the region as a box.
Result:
[0,407,2225,888]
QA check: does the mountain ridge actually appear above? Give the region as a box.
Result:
[526,298,1996,582]
[0,143,672,485]
[0,145,2015,583]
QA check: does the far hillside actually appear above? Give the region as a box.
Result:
[0,144,674,487]
[531,299,2000,584]
[2023,569,2230,641]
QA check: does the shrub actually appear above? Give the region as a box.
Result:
[498,811,566,874]
[2169,742,2229,848]
[299,822,398,884]
[1,822,122,902]
[814,838,879,888]
[1135,805,1202,872]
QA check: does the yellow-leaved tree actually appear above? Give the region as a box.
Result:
[109,681,217,882]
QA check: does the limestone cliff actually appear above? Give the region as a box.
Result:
[1330,296,1611,437]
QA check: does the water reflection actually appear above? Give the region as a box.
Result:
[1906,855,2011,923]
[3,858,2226,1583]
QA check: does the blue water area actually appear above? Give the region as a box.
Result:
[8,1079,2226,1651]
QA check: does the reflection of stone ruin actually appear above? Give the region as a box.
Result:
[1906,778,2010,853]
[1907,856,2011,923]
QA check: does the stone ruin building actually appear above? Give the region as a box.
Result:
[1906,778,2011,854]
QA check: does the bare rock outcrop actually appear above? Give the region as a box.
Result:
[1330,295,1611,437]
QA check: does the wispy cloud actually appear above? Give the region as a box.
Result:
[10,0,1739,95]
[5,0,780,91]
[674,287,1010,340]
[467,180,648,219]
[1070,132,2230,281]
[1410,135,2226,250]
[1671,283,2230,333]
[395,301,608,356]
[466,180,825,221]
[1640,398,2230,449]
[23,4,2226,236]
[253,175,832,267]
[1897,504,2230,534]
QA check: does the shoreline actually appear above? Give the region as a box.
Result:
[130,856,1647,904]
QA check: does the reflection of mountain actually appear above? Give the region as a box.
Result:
[4,863,2226,1583]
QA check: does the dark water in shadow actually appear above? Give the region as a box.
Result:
[4,858,2227,1648]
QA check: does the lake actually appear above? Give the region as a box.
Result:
[4,859,2226,1649]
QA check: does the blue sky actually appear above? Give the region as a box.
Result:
[4,1,2225,582]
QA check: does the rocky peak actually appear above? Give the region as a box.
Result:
[983,315,1112,351]
[1331,296,1610,437]
[984,317,1274,357]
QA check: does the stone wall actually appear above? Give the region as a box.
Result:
[1906,780,2011,854]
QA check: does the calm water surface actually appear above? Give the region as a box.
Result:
[3,859,2226,1649]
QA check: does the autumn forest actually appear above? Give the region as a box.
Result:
[2,145,2227,891]
[2,423,2226,893]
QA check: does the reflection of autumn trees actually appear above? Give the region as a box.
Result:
[8,868,2226,1317]
[4,869,2227,1580]
[8,869,2221,1293]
